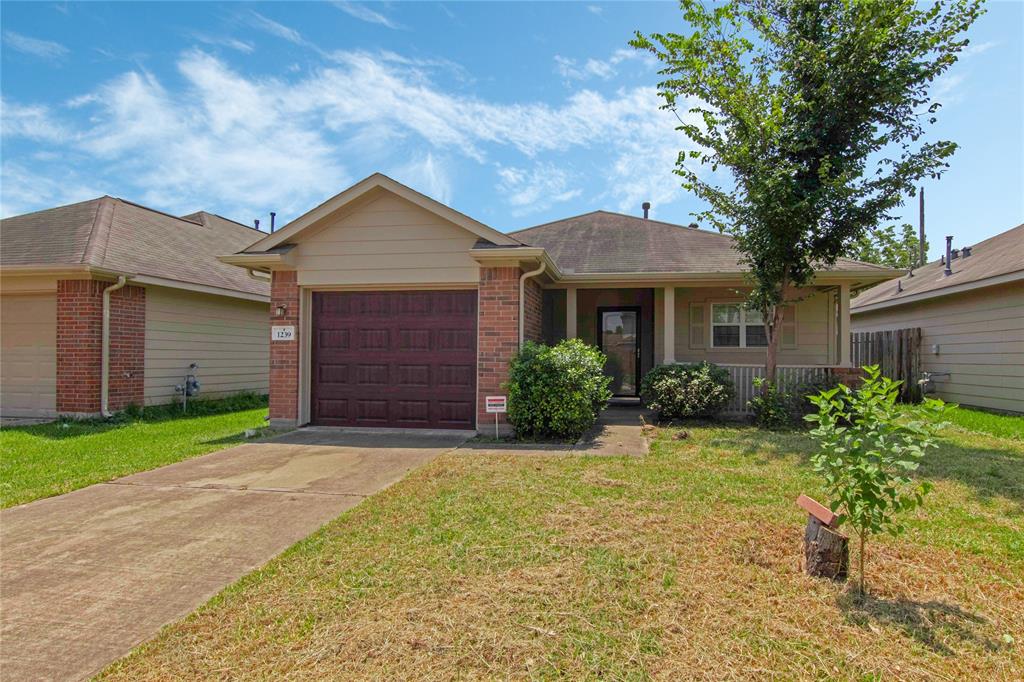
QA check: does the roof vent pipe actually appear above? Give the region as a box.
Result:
[254,218,260,230]
[897,280,903,293]
[642,202,650,219]
[962,245,972,257]
[270,212,276,233]
[944,235,953,276]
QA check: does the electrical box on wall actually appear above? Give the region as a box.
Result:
[932,344,940,355]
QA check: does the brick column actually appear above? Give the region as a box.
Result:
[269,270,300,427]
[57,279,145,416]
[523,277,544,343]
[477,266,521,432]
[107,285,145,411]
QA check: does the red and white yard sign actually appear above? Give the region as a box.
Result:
[485,396,507,413]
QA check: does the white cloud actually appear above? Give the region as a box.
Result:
[0,162,102,217]
[553,48,650,81]
[245,11,304,45]
[190,33,255,54]
[4,48,697,220]
[3,30,68,60]
[74,51,348,219]
[393,153,452,205]
[963,40,997,57]
[586,5,604,16]
[333,2,403,30]
[0,98,67,142]
[496,164,582,214]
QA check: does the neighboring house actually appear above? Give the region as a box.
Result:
[222,173,899,432]
[852,224,1024,414]
[0,197,270,419]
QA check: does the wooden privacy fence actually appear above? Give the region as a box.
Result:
[850,327,922,402]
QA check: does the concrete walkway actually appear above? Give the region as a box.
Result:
[0,429,468,681]
[456,405,651,457]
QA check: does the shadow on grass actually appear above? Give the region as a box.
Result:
[838,590,1000,655]
[710,427,1024,507]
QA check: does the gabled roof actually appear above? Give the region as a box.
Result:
[1,197,269,299]
[510,210,896,278]
[852,223,1024,312]
[241,173,523,254]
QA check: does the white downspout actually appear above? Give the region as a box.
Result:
[518,261,546,346]
[101,276,128,417]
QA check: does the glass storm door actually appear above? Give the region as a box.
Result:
[599,308,640,396]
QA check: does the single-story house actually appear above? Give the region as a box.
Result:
[852,223,1023,414]
[222,173,899,433]
[0,197,270,419]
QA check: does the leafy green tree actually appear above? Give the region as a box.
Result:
[633,0,982,382]
[805,366,951,596]
[848,223,927,269]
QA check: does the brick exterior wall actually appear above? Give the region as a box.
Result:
[477,266,522,430]
[830,366,864,387]
[523,277,544,344]
[269,270,300,425]
[107,285,145,411]
[56,279,145,415]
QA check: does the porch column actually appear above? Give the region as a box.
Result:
[662,286,676,364]
[566,287,577,339]
[838,282,851,367]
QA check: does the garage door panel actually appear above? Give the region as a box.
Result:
[311,290,476,429]
[398,329,431,351]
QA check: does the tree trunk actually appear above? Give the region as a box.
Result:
[804,516,849,581]
[765,303,784,386]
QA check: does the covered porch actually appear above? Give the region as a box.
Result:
[537,282,855,412]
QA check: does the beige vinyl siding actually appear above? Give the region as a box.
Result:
[652,286,835,366]
[0,293,57,418]
[291,194,481,287]
[144,287,269,405]
[852,281,1024,413]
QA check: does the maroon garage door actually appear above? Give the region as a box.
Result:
[311,290,477,429]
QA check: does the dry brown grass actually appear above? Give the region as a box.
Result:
[99,423,1023,680]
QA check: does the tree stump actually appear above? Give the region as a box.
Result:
[804,516,849,580]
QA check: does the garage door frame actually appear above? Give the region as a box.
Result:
[299,286,479,430]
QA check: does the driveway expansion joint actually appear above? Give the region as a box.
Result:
[103,480,369,498]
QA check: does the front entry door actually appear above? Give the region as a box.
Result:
[597,307,641,396]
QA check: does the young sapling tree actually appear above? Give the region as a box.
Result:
[805,365,951,597]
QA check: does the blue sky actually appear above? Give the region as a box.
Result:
[1,1,1020,258]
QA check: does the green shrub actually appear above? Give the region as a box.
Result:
[805,365,951,595]
[640,362,734,420]
[748,377,792,429]
[749,374,840,430]
[506,340,612,440]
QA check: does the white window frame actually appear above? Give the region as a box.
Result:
[710,303,769,348]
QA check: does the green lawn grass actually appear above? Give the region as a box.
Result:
[0,394,269,508]
[100,417,1022,680]
[943,405,1024,441]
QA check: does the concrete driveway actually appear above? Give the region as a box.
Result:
[0,428,468,681]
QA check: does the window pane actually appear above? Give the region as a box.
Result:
[746,324,768,347]
[744,308,764,324]
[713,304,740,324]
[713,325,740,347]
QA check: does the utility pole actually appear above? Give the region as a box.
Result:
[918,187,926,267]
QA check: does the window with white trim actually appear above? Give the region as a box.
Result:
[711,303,768,348]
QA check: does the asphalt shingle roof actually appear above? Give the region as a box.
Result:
[509,210,889,275]
[852,223,1024,310]
[1,197,268,297]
